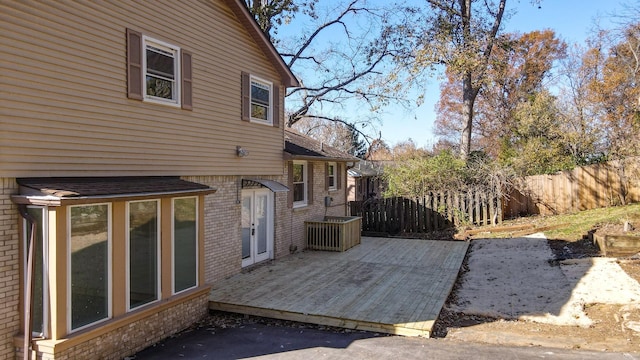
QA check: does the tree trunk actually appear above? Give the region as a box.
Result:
[460,71,475,160]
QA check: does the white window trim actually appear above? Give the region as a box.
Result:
[142,35,181,107]
[293,160,308,208]
[23,205,49,338]
[67,203,112,333]
[250,74,273,125]
[171,196,199,295]
[328,162,337,191]
[125,199,161,312]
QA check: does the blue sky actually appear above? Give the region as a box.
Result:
[376,0,631,149]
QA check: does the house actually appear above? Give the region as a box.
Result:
[347,160,387,202]
[282,130,359,248]
[0,1,360,359]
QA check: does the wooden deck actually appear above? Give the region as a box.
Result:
[209,237,469,337]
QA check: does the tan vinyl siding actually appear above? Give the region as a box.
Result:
[1,0,285,177]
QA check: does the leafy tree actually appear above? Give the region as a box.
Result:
[415,0,513,160]
[365,138,392,160]
[556,43,605,165]
[584,24,640,159]
[501,91,577,175]
[434,30,567,160]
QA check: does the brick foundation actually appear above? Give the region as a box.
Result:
[16,289,209,360]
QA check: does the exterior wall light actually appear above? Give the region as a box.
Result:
[236,146,249,157]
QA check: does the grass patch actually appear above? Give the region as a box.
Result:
[507,203,640,241]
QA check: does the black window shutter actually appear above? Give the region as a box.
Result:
[325,162,329,190]
[241,72,250,122]
[287,162,293,208]
[181,50,193,110]
[126,28,143,100]
[337,163,342,190]
[308,163,314,205]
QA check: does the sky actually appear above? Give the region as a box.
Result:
[375,0,632,149]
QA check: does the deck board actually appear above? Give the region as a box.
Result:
[209,237,468,337]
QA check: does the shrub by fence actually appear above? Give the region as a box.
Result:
[349,191,502,236]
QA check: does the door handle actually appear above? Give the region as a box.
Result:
[252,228,255,236]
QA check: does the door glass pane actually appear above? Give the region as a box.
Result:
[129,201,158,309]
[255,193,267,255]
[241,195,251,260]
[70,204,109,330]
[25,207,45,335]
[174,198,197,293]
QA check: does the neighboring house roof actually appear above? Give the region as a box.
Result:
[284,130,359,162]
[223,0,299,88]
[348,160,385,177]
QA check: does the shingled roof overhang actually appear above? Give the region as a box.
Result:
[12,177,216,206]
[283,131,359,163]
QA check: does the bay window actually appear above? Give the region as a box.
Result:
[127,200,160,310]
[69,204,111,330]
[173,197,198,294]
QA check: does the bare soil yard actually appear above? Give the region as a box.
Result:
[433,224,640,353]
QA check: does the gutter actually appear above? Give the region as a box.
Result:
[17,205,36,360]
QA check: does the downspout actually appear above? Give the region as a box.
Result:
[18,205,36,360]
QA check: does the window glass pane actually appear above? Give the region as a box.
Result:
[129,201,158,309]
[174,198,197,293]
[328,164,336,188]
[146,76,174,100]
[70,204,109,330]
[251,103,268,120]
[146,47,175,79]
[251,82,270,105]
[293,183,305,202]
[293,164,304,183]
[241,195,251,260]
[25,207,45,335]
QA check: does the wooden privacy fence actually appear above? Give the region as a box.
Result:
[305,216,362,251]
[504,157,640,217]
[349,192,502,236]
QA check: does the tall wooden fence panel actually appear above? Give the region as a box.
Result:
[504,157,640,217]
[349,191,502,236]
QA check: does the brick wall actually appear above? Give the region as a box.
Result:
[0,178,19,360]
[17,291,209,360]
[186,166,348,284]
[185,176,242,285]
[277,161,349,258]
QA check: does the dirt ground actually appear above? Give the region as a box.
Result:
[432,230,640,353]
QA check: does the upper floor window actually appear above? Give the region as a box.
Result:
[250,76,272,124]
[127,29,192,110]
[241,72,279,127]
[143,37,180,106]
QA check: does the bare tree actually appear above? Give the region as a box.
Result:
[415,0,511,160]
[246,0,423,141]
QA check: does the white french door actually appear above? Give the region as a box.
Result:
[241,189,273,267]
